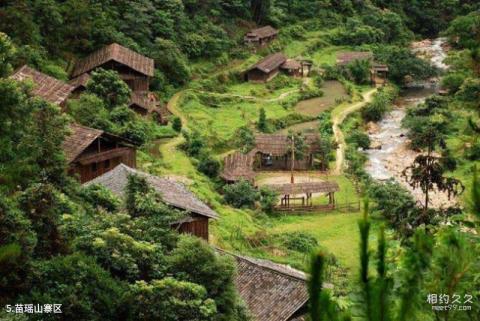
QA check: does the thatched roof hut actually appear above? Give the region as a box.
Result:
[221,151,256,183]
[251,133,320,157]
[336,52,373,65]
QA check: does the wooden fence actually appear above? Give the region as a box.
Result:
[274,201,360,213]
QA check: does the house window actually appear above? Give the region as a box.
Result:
[104,159,111,169]
[91,162,98,172]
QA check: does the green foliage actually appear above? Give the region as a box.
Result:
[446,11,480,50]
[172,116,182,132]
[441,72,466,93]
[0,32,15,77]
[126,278,216,321]
[259,187,278,214]
[282,232,318,252]
[223,180,258,209]
[197,155,220,178]
[86,69,131,108]
[79,184,121,212]
[152,38,191,86]
[182,130,207,157]
[402,95,450,150]
[347,130,371,150]
[361,87,397,122]
[233,126,255,153]
[455,77,480,108]
[68,94,114,132]
[167,236,248,321]
[24,253,126,321]
[347,59,371,84]
[374,46,438,84]
[257,107,268,132]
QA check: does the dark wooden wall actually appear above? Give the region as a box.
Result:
[247,68,279,82]
[174,216,210,241]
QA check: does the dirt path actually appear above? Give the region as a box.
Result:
[332,89,377,174]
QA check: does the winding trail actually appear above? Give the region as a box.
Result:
[332,88,377,174]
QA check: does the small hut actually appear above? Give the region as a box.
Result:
[244,26,279,47]
[280,59,302,77]
[10,65,74,107]
[85,164,218,241]
[336,52,389,85]
[370,63,389,86]
[71,43,154,92]
[63,123,137,183]
[221,151,256,183]
[265,181,340,211]
[249,133,320,171]
[245,53,287,82]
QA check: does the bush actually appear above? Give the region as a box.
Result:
[361,87,397,122]
[182,130,206,157]
[466,141,480,160]
[172,116,182,132]
[441,73,465,93]
[259,187,278,214]
[347,130,371,149]
[197,155,220,178]
[223,180,258,208]
[281,232,318,252]
[80,184,120,212]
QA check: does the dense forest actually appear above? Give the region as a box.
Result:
[1,1,480,321]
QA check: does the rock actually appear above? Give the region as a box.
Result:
[370,141,382,150]
[366,121,380,134]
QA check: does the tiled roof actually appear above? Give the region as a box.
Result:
[72,43,154,77]
[63,123,103,163]
[249,53,287,73]
[221,151,255,182]
[336,52,373,65]
[246,26,279,39]
[250,134,320,157]
[11,65,74,105]
[265,181,340,195]
[85,164,218,219]
[221,250,309,321]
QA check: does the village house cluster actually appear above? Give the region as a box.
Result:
[8,25,391,321]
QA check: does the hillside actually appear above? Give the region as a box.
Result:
[0,1,480,321]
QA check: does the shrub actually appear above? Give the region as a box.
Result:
[259,187,278,214]
[281,232,318,252]
[182,130,206,157]
[361,87,397,122]
[441,73,465,93]
[197,155,220,178]
[172,116,182,132]
[466,141,480,160]
[347,130,371,150]
[80,184,120,212]
[223,180,258,208]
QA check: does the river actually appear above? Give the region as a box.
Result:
[364,38,456,208]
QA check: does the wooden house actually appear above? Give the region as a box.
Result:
[85,164,218,241]
[249,133,320,171]
[265,181,340,212]
[217,249,333,321]
[71,43,154,92]
[336,52,388,85]
[10,65,74,107]
[280,59,303,77]
[220,151,256,184]
[244,26,279,47]
[63,124,137,183]
[245,53,287,82]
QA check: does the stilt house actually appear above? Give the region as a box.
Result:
[63,124,137,183]
[85,164,218,241]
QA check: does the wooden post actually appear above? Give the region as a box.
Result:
[290,133,295,184]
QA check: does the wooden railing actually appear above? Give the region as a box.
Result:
[273,201,360,213]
